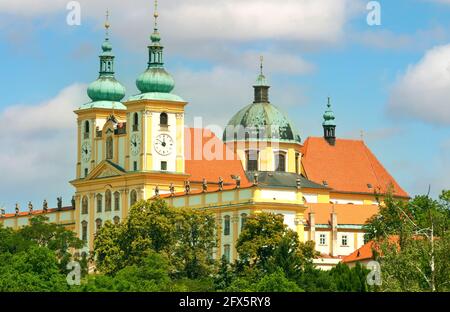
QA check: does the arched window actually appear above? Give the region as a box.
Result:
[82,196,88,215]
[81,221,88,242]
[130,189,137,207]
[95,218,102,232]
[113,216,120,225]
[96,194,103,213]
[106,136,113,160]
[114,192,120,211]
[133,113,139,131]
[160,112,168,126]
[223,215,231,236]
[246,150,259,171]
[274,152,286,172]
[240,213,248,231]
[105,190,112,212]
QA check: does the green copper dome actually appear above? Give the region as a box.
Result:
[135,10,178,96]
[223,64,301,144]
[323,97,336,126]
[223,102,301,143]
[86,33,126,105]
[136,67,175,93]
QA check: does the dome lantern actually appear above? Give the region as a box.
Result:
[86,11,126,104]
[136,0,176,94]
[223,58,301,144]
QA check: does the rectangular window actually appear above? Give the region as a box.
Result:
[342,235,348,246]
[161,161,167,171]
[246,150,259,171]
[133,161,138,171]
[319,234,326,246]
[275,152,286,172]
[223,244,231,263]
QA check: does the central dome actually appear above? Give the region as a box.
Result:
[223,102,301,143]
[223,66,301,144]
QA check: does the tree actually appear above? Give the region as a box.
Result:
[236,212,316,277]
[365,190,450,292]
[94,199,217,279]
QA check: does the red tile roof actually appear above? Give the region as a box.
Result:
[301,137,408,198]
[342,241,375,263]
[184,128,252,187]
[341,236,400,264]
[305,203,379,225]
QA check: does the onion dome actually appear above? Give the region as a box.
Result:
[323,97,336,145]
[83,12,126,109]
[323,97,336,126]
[134,2,178,97]
[223,57,301,144]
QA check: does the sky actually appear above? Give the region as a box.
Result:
[0,0,449,211]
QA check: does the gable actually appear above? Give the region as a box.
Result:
[86,160,126,180]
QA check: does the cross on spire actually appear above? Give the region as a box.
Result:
[154,0,159,30]
[105,9,110,37]
[260,55,264,76]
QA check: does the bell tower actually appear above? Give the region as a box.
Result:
[323,97,336,145]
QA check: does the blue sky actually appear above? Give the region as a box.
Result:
[0,0,449,211]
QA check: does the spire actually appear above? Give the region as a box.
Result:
[253,56,270,103]
[150,0,161,44]
[86,10,126,103]
[136,0,175,94]
[323,97,336,145]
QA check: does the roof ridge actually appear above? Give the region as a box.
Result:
[360,141,382,189]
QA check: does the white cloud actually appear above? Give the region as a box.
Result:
[387,44,450,125]
[0,0,359,44]
[0,84,87,211]
[173,66,308,129]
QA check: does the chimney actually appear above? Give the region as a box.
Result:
[330,208,338,257]
[309,211,316,242]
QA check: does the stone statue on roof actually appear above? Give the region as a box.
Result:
[28,201,33,215]
[43,199,48,212]
[15,203,19,216]
[57,197,62,210]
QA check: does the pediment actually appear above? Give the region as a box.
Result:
[86,160,126,180]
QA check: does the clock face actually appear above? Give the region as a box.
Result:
[130,134,141,156]
[81,142,91,162]
[154,134,174,156]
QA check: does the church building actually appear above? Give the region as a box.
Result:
[0,5,408,270]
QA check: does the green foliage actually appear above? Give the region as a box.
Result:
[236,212,317,279]
[0,216,85,292]
[94,199,217,279]
[365,190,450,292]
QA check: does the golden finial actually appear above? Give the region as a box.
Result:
[154,0,159,29]
[104,9,110,36]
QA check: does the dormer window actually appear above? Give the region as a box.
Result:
[160,112,168,128]
[323,180,328,187]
